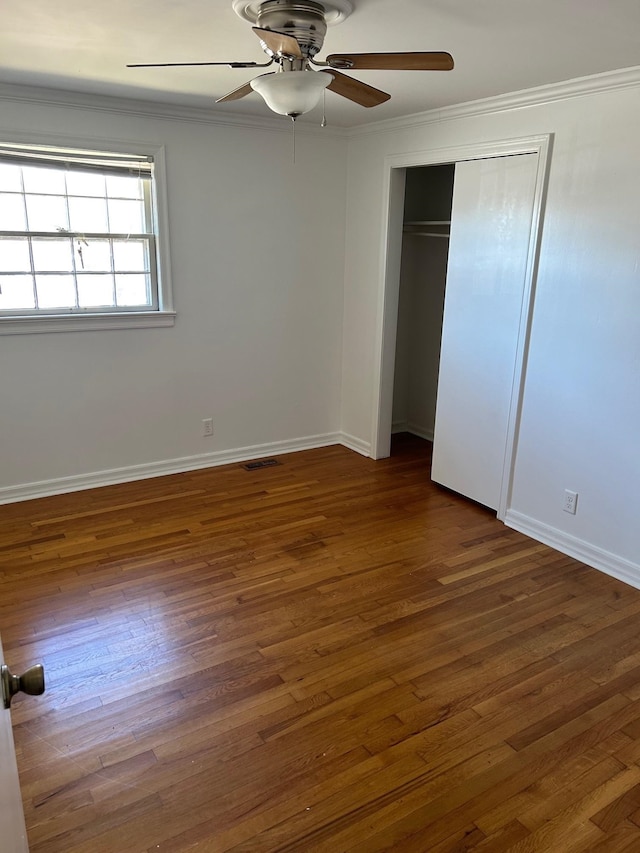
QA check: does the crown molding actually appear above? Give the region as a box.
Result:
[3,64,639,140]
[0,82,348,138]
[347,64,640,138]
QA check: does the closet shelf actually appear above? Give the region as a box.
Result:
[403,220,450,239]
[404,220,451,226]
[404,232,450,238]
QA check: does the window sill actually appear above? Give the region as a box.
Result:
[0,311,176,335]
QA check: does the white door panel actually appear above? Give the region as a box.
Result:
[0,633,29,853]
[431,154,538,510]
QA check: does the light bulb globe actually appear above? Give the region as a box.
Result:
[251,71,332,117]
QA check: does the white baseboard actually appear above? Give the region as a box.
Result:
[406,422,434,442]
[339,432,372,457]
[505,509,640,591]
[0,432,347,505]
[391,421,433,441]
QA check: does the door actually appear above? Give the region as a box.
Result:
[1,633,31,853]
[431,153,538,510]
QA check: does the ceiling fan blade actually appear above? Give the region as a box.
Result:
[127,61,265,69]
[326,52,454,71]
[326,70,390,108]
[252,27,303,59]
[215,80,256,103]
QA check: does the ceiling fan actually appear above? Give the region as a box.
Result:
[127,0,454,120]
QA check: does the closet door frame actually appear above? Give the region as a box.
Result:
[371,134,552,521]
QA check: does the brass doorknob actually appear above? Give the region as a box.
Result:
[1,663,45,709]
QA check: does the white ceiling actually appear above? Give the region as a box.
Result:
[2,0,640,127]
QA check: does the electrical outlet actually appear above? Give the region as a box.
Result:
[563,489,578,514]
[202,418,214,437]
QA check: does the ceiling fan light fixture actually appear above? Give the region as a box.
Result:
[250,70,332,117]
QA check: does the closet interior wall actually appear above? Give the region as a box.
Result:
[392,164,455,442]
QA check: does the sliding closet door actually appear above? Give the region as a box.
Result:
[431,153,538,510]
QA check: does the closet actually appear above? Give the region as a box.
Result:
[391,154,540,512]
[392,164,454,442]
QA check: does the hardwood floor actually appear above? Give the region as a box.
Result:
[2,434,640,852]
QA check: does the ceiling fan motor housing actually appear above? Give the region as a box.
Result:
[256,0,328,58]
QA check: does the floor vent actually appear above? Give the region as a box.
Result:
[242,458,281,471]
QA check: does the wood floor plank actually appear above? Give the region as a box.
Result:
[3,434,640,851]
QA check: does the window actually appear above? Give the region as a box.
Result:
[0,142,174,333]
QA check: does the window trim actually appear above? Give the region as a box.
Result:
[0,135,174,334]
[0,310,176,335]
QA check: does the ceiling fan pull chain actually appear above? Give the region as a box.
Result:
[292,115,296,164]
[321,88,327,127]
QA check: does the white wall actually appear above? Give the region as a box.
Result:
[0,91,348,498]
[341,72,640,583]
